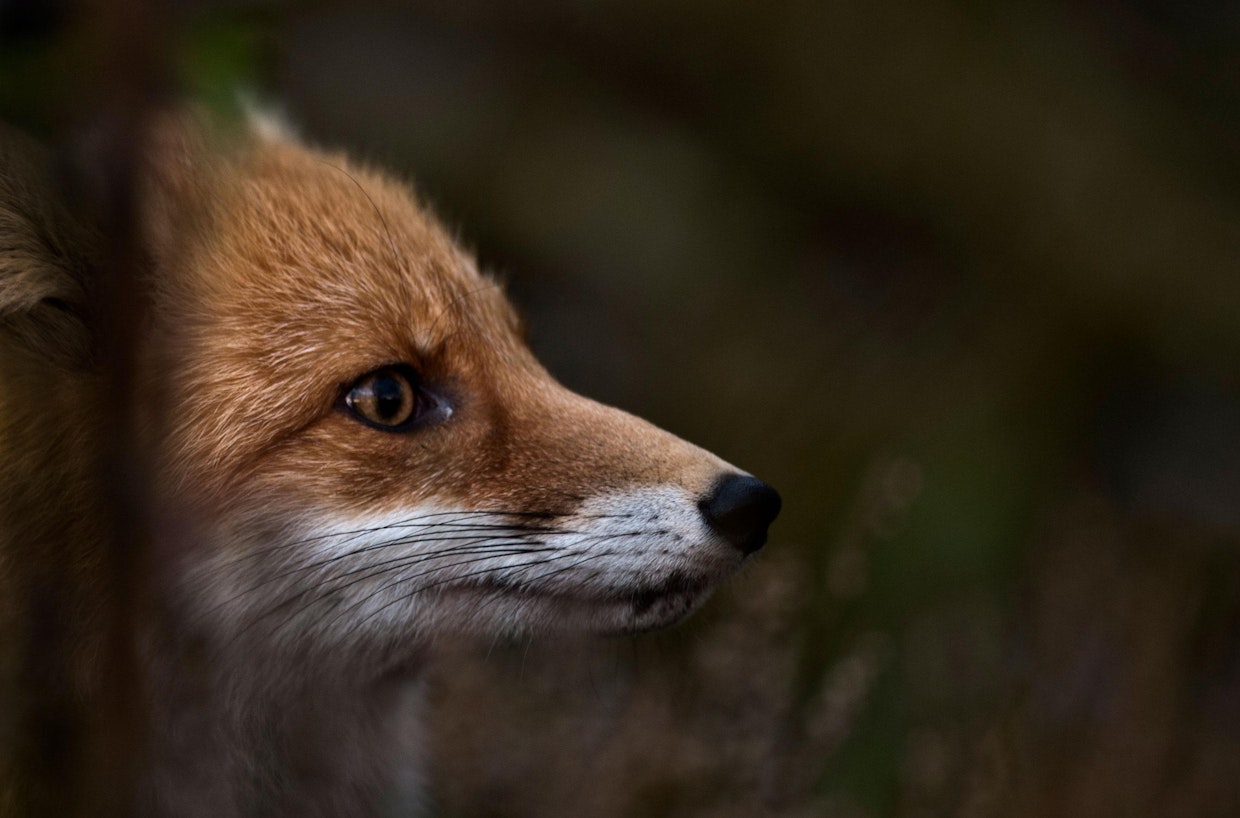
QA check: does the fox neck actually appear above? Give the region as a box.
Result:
[144,635,428,817]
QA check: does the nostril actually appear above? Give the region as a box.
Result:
[698,474,782,555]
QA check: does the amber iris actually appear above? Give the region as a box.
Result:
[345,368,418,428]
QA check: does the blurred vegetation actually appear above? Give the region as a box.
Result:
[4,0,1240,815]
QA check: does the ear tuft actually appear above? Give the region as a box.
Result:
[239,93,298,144]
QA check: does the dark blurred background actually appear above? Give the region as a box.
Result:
[4,1,1240,815]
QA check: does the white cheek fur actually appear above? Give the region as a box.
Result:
[187,486,739,651]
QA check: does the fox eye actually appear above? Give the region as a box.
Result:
[344,367,420,429]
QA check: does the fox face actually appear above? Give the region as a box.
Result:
[141,118,780,660]
[0,113,781,815]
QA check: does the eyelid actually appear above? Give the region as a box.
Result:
[339,363,417,403]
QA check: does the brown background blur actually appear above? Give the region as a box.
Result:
[4,1,1240,815]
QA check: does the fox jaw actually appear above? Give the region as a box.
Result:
[145,119,781,667]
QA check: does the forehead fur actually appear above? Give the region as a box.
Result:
[184,131,521,360]
[144,122,531,490]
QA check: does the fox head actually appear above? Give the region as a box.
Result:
[134,115,780,661]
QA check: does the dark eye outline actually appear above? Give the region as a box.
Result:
[340,365,447,432]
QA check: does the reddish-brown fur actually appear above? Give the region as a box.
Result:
[143,122,723,522]
[0,113,772,816]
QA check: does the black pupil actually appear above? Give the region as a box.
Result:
[372,375,405,420]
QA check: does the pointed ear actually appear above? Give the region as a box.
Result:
[53,108,220,274]
[239,94,299,144]
[0,125,102,368]
[7,109,239,368]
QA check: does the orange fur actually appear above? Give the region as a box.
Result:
[0,112,779,816]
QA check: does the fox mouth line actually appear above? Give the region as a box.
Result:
[458,566,713,602]
[628,570,714,616]
[453,567,717,624]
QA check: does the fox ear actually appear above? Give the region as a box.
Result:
[0,126,102,368]
[7,110,232,368]
[0,112,242,371]
[239,94,298,144]
[54,108,215,276]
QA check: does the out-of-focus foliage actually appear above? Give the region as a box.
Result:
[4,1,1240,815]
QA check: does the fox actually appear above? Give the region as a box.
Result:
[0,111,781,816]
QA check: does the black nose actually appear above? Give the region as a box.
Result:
[698,474,782,555]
